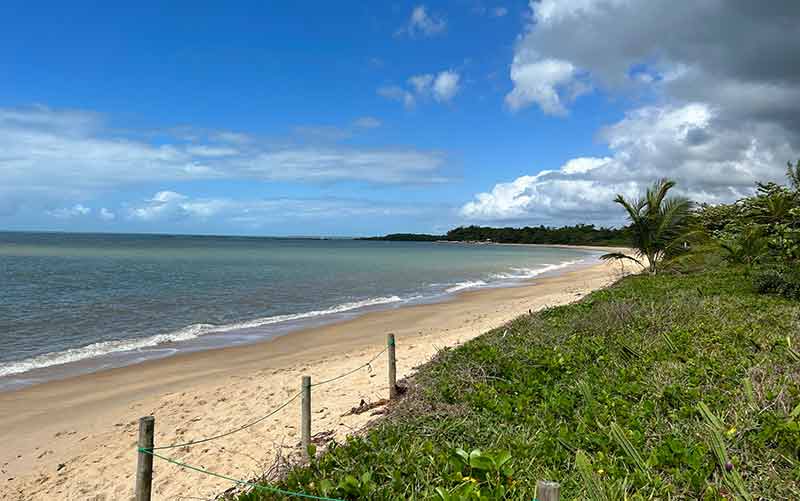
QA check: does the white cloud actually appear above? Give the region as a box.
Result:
[432,71,461,102]
[0,106,448,214]
[353,116,382,129]
[47,204,91,219]
[381,70,461,108]
[246,148,448,184]
[126,191,428,226]
[128,191,189,221]
[475,1,800,224]
[409,74,435,94]
[377,85,416,109]
[491,7,508,17]
[506,57,586,115]
[399,5,446,38]
[461,102,797,224]
[185,145,239,157]
[99,208,116,221]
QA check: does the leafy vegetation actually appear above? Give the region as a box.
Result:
[692,162,800,299]
[359,233,444,242]
[233,164,800,500]
[363,225,630,246]
[601,178,692,275]
[237,264,800,500]
[444,224,630,246]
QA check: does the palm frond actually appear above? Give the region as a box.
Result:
[613,194,645,225]
[600,252,643,268]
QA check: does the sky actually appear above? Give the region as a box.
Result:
[1,1,798,236]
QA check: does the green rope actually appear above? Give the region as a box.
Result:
[310,346,387,387]
[152,391,301,451]
[140,448,346,501]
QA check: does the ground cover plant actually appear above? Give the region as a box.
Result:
[237,263,800,500]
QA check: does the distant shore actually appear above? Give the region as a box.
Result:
[0,248,635,500]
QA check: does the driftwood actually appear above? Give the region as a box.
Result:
[341,398,389,417]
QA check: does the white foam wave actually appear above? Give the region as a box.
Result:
[0,295,405,378]
[445,280,487,293]
[490,259,584,281]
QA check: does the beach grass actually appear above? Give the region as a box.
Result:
[238,258,800,500]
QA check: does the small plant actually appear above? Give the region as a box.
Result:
[753,266,800,300]
[434,448,515,500]
[719,225,768,268]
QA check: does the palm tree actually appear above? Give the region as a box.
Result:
[719,225,769,269]
[601,179,691,275]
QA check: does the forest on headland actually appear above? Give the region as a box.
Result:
[361,224,630,246]
[229,162,800,499]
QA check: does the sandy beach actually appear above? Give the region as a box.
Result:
[0,251,635,500]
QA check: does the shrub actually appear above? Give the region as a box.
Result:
[753,266,800,300]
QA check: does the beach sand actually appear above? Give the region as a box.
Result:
[0,252,635,500]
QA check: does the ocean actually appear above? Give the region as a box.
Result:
[0,232,601,390]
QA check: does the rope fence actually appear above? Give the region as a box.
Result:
[151,391,301,451]
[133,333,563,500]
[134,335,400,501]
[139,448,346,501]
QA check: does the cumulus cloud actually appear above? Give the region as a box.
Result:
[506,58,586,114]
[508,0,800,127]
[462,102,798,224]
[0,106,447,214]
[432,71,461,102]
[380,70,461,108]
[468,0,800,224]
[398,5,446,38]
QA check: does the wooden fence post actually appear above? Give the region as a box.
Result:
[301,375,311,456]
[536,480,560,501]
[387,333,397,400]
[135,416,155,501]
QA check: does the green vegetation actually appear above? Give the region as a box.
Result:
[444,224,630,246]
[693,163,800,300]
[235,164,799,500]
[601,179,691,275]
[359,233,444,242]
[238,263,800,500]
[362,225,630,246]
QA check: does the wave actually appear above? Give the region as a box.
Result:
[445,280,487,293]
[489,259,584,281]
[0,258,592,379]
[0,295,405,378]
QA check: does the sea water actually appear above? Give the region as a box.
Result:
[0,232,600,389]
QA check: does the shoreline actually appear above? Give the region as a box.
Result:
[0,244,613,392]
[0,250,634,500]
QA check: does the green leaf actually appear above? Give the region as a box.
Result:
[453,448,470,465]
[493,450,512,468]
[575,450,608,501]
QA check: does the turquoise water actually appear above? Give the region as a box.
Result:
[0,232,600,389]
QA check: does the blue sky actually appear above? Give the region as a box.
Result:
[1,1,797,236]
